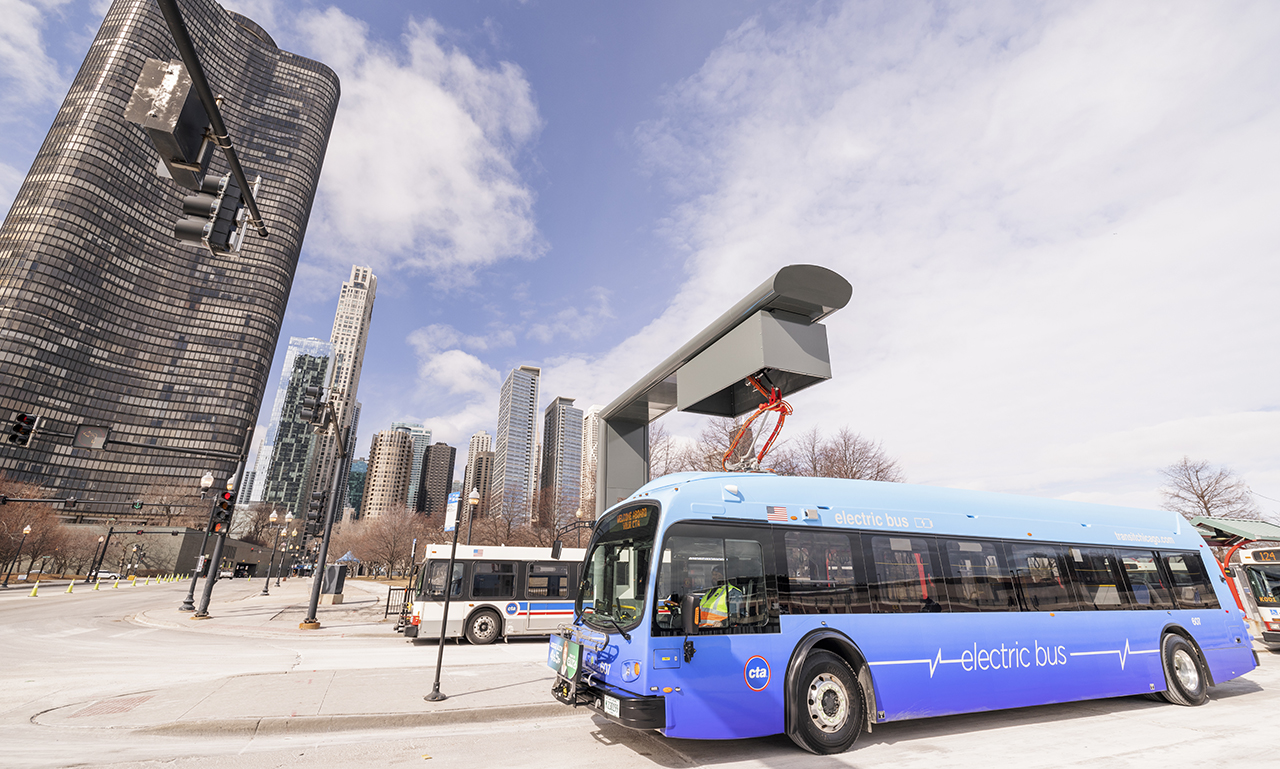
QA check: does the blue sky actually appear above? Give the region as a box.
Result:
[3,0,1278,515]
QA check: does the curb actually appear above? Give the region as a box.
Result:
[133,702,577,736]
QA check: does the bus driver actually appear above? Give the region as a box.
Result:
[699,566,742,628]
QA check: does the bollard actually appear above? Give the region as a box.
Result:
[66,582,74,594]
[29,581,39,597]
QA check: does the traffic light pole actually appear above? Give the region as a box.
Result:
[154,0,268,239]
[300,423,349,629]
[88,527,114,583]
[180,497,219,612]
[191,431,252,619]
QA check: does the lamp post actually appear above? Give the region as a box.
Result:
[260,511,279,596]
[3,524,33,588]
[180,471,220,611]
[425,489,472,702]
[466,487,479,546]
[276,514,292,586]
[288,528,298,579]
[85,535,106,583]
[193,474,240,618]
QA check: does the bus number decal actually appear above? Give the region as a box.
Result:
[744,656,771,691]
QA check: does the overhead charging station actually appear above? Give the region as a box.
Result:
[595,264,853,514]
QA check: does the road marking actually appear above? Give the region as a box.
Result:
[108,628,159,639]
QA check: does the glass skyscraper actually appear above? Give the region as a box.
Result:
[493,365,540,522]
[249,337,331,502]
[0,0,339,507]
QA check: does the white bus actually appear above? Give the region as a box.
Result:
[1238,547,1280,651]
[405,544,585,645]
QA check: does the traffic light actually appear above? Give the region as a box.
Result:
[209,490,234,534]
[174,173,245,253]
[305,492,326,538]
[8,413,37,446]
[299,386,329,429]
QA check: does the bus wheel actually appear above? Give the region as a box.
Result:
[1159,634,1208,706]
[791,650,863,754]
[465,609,501,645]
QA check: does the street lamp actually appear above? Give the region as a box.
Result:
[181,472,221,612]
[261,511,279,596]
[426,492,467,702]
[466,487,479,546]
[3,524,33,588]
[85,535,106,584]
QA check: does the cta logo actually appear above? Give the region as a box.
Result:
[506,602,519,616]
[744,656,770,691]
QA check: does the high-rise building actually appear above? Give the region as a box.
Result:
[347,457,368,513]
[0,0,338,505]
[332,400,361,516]
[309,266,376,504]
[493,366,540,522]
[468,450,495,521]
[238,470,257,505]
[459,430,491,509]
[260,352,331,516]
[390,422,432,511]
[360,427,415,518]
[579,405,603,518]
[418,442,457,520]
[250,337,331,502]
[538,397,584,527]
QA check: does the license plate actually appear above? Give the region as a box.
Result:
[604,695,620,718]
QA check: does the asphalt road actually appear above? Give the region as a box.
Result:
[2,579,1276,768]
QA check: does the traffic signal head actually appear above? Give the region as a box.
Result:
[9,413,37,446]
[174,173,244,253]
[299,386,327,427]
[208,491,235,533]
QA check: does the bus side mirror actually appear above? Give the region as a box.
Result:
[551,541,563,560]
[681,594,699,636]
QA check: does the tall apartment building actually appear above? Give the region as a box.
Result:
[333,399,361,514]
[0,0,338,505]
[460,430,491,506]
[309,266,376,505]
[580,405,603,518]
[418,442,456,520]
[360,427,415,518]
[251,337,331,502]
[468,451,495,521]
[260,352,331,516]
[390,422,432,511]
[493,366,540,522]
[538,397,584,527]
[347,457,368,512]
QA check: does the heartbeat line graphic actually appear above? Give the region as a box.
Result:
[869,648,962,678]
[1068,639,1159,670]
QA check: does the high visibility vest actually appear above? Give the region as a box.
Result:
[699,584,740,626]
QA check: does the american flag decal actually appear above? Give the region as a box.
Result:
[766,505,788,522]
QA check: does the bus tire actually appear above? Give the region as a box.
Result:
[465,609,501,645]
[790,650,863,754]
[1159,634,1208,706]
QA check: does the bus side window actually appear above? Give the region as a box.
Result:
[868,535,948,614]
[1008,543,1081,612]
[938,539,1015,612]
[652,524,775,635]
[1065,547,1129,610]
[473,561,516,599]
[1118,550,1175,609]
[528,562,570,598]
[781,531,868,615]
[1162,552,1221,610]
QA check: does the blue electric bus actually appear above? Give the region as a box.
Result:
[547,472,1259,754]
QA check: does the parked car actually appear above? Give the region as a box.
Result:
[95,571,122,580]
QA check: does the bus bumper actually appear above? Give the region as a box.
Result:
[1262,630,1280,650]
[552,679,665,730]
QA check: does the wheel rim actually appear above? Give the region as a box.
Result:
[1173,649,1200,691]
[807,673,849,733]
[473,615,496,641]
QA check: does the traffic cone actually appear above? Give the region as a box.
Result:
[112,579,119,589]
[93,580,100,591]
[29,581,38,597]
[144,576,150,585]
[66,582,74,594]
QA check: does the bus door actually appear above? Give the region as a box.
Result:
[653,523,780,740]
[524,562,574,632]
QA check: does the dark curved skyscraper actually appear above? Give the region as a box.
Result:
[0,0,339,511]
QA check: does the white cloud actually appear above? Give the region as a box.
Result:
[294,8,544,290]
[526,286,613,343]
[0,0,68,111]
[548,0,1280,508]
[0,160,23,213]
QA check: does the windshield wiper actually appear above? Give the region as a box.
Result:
[599,614,631,642]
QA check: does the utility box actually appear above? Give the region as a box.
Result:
[677,309,833,417]
[319,564,346,605]
[123,58,211,190]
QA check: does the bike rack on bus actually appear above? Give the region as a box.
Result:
[595,264,853,514]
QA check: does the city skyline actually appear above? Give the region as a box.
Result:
[2,2,1277,516]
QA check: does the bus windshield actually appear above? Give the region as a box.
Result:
[579,504,658,632]
[1246,564,1280,604]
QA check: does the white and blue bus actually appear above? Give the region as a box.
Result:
[548,472,1259,754]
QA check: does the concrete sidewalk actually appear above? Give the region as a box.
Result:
[131,575,400,638]
[31,576,570,737]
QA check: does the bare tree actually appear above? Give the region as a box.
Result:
[359,510,423,578]
[819,428,905,482]
[233,503,282,546]
[140,482,207,527]
[1159,457,1260,521]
